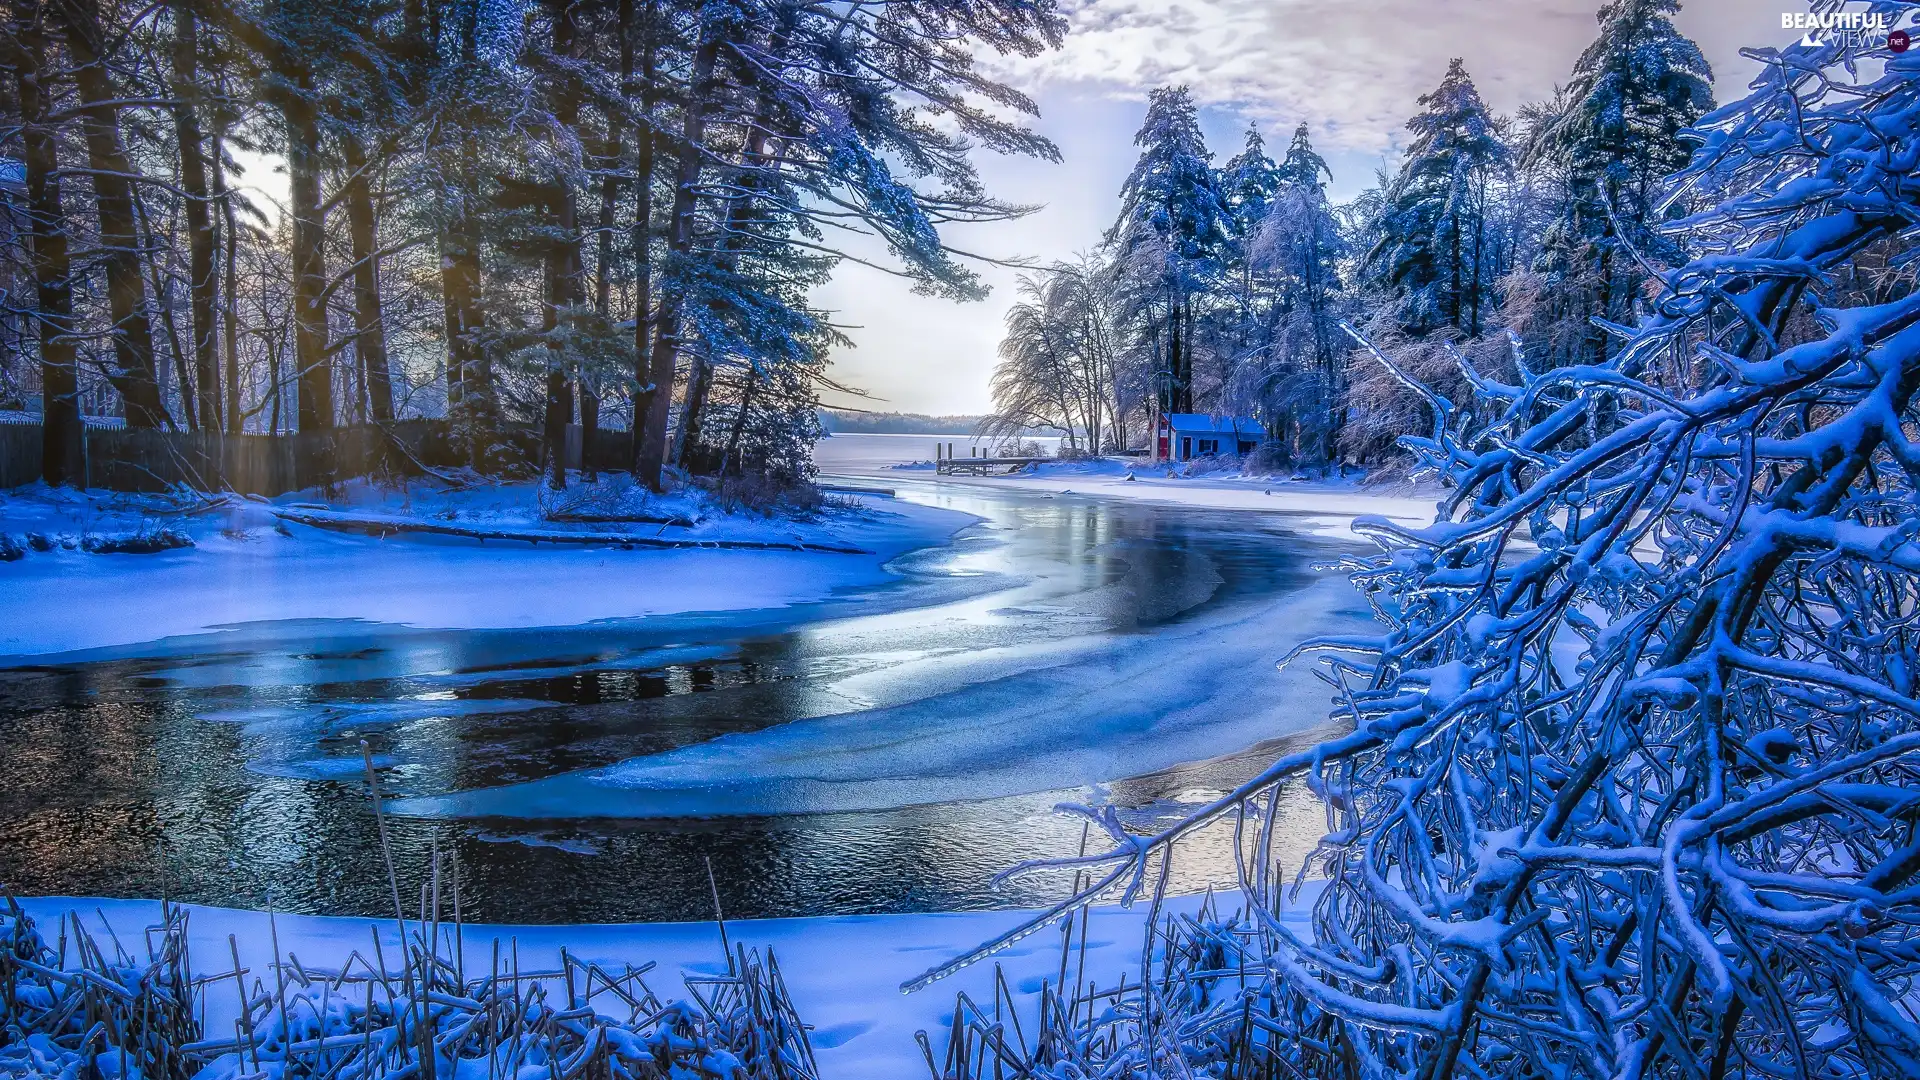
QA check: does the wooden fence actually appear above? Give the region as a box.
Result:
[1,418,642,495]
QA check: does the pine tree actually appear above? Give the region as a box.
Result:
[1366,58,1509,337]
[1245,122,1344,460]
[1528,0,1712,366]
[418,0,515,466]
[1108,86,1230,416]
[1271,124,1340,367]
[1220,126,1280,235]
[1214,126,1279,412]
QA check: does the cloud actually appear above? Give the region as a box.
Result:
[982,0,1773,157]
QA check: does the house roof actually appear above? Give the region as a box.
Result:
[1162,413,1267,437]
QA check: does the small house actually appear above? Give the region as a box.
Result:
[1155,413,1266,462]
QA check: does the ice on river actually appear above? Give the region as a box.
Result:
[388,570,1376,819]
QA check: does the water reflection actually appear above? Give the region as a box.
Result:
[0,484,1348,922]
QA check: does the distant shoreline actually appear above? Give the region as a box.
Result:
[818,409,1056,437]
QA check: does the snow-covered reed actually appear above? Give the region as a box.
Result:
[0,893,817,1080]
[3,752,818,1080]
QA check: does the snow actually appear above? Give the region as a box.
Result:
[0,479,980,659]
[9,890,1317,1080]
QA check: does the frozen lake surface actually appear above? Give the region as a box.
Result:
[0,436,1369,923]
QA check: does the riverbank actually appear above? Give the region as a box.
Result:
[815,433,1439,537]
[913,461,1434,538]
[0,478,980,659]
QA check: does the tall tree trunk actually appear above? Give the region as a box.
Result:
[140,194,197,428]
[1591,177,1617,368]
[58,0,168,428]
[594,0,624,321]
[578,379,599,481]
[343,134,395,423]
[1166,299,1186,414]
[267,314,283,434]
[627,0,663,485]
[582,0,628,486]
[441,206,485,458]
[672,350,713,468]
[540,0,585,489]
[1447,205,1462,332]
[216,121,243,434]
[1468,173,1487,337]
[11,4,85,484]
[285,83,332,432]
[636,16,723,488]
[676,32,790,471]
[172,0,222,432]
[720,363,755,477]
[440,0,490,466]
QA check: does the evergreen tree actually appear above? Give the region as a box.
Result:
[1212,125,1278,414]
[1220,126,1280,234]
[1245,122,1344,460]
[1107,86,1230,416]
[1366,58,1509,337]
[1528,0,1712,365]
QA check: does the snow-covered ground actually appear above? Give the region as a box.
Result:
[962,461,1435,537]
[14,890,1312,1080]
[0,478,979,659]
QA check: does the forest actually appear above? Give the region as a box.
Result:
[983,0,1714,468]
[0,0,1063,491]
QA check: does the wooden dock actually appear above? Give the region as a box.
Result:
[936,455,1043,476]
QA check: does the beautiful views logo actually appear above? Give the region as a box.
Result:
[1782,10,1911,52]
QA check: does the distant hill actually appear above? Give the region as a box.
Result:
[818,409,988,435]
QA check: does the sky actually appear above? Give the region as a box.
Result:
[816,0,1802,415]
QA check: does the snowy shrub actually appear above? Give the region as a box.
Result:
[928,18,1920,1080]
[540,473,648,518]
[699,472,825,519]
[80,526,194,555]
[1176,453,1242,477]
[0,535,22,562]
[1241,442,1293,475]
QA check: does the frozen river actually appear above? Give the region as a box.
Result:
[0,436,1370,923]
